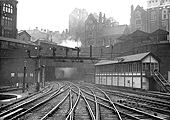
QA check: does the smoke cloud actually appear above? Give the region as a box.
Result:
[59,39,82,48]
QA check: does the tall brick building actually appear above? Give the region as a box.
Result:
[130,0,170,33]
[0,0,18,39]
[69,8,88,46]
[0,0,39,86]
[85,12,130,47]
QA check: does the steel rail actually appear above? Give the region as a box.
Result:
[80,90,96,120]
[9,86,70,120]
[69,89,73,120]
[104,90,170,108]
[70,83,96,120]
[88,87,99,120]
[0,85,52,112]
[80,87,122,120]
[72,88,166,120]
[0,82,61,112]
[40,90,70,120]
[79,83,166,120]
[93,86,123,120]
[95,84,170,100]
[65,87,80,120]
[95,91,166,120]
[0,85,55,117]
[79,85,99,120]
[67,82,97,120]
[0,84,66,119]
[72,89,141,120]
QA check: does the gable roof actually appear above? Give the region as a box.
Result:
[149,29,169,37]
[26,29,48,41]
[18,30,31,37]
[95,52,160,66]
[134,5,146,12]
[92,13,99,21]
[86,13,98,23]
[116,52,150,63]
[101,25,129,36]
[128,30,149,38]
[117,34,129,40]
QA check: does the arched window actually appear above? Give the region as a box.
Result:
[151,10,156,21]
[162,9,168,19]
[135,11,142,27]
[2,3,13,14]
[135,11,141,19]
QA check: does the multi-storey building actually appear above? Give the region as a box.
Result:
[69,8,88,46]
[0,0,39,86]
[17,30,31,41]
[147,0,170,8]
[0,0,18,39]
[85,12,130,47]
[130,0,170,33]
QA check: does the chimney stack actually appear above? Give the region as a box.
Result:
[36,27,38,30]
[103,14,106,24]
[99,12,102,23]
[66,29,68,34]
[131,5,134,14]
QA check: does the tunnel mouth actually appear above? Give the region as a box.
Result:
[0,94,17,100]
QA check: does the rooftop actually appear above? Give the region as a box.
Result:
[95,52,157,66]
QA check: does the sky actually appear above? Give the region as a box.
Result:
[17,0,147,33]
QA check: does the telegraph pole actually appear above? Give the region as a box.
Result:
[41,65,45,87]
[36,59,40,92]
[36,47,42,92]
[90,45,92,58]
[22,61,26,93]
[100,49,103,58]
[111,45,113,58]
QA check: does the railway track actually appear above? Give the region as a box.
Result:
[0,87,22,93]
[0,85,52,112]
[0,82,61,120]
[94,85,170,116]
[23,84,71,120]
[96,84,170,101]
[0,81,169,120]
[78,83,168,120]
[84,83,170,119]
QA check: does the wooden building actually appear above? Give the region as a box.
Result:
[95,52,161,91]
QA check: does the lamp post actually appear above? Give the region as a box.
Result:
[37,59,41,92]
[41,65,45,87]
[100,48,103,58]
[36,46,42,92]
[111,45,113,58]
[22,61,26,93]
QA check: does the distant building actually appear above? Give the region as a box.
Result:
[26,27,49,42]
[130,1,170,33]
[17,30,31,41]
[0,0,18,39]
[26,27,62,44]
[85,12,129,47]
[147,0,170,8]
[69,8,88,45]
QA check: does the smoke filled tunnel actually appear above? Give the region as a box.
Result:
[44,66,90,81]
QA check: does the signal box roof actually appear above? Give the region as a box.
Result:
[95,52,160,66]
